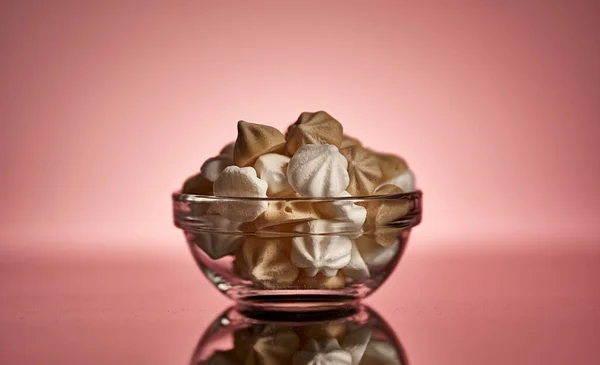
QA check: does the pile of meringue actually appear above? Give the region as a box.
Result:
[201,320,402,365]
[182,111,416,288]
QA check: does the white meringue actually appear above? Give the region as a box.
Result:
[360,340,403,365]
[356,236,400,267]
[254,153,294,196]
[287,144,349,197]
[316,191,367,230]
[293,339,352,365]
[201,154,234,182]
[291,220,352,277]
[185,215,243,260]
[378,169,415,193]
[341,327,372,365]
[219,142,235,158]
[213,166,268,222]
[342,241,370,280]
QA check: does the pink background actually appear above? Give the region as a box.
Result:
[1,0,599,251]
[1,2,599,364]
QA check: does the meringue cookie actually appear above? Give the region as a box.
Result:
[378,169,416,193]
[293,339,352,365]
[340,135,361,149]
[182,172,213,195]
[356,235,399,267]
[340,146,383,196]
[255,200,318,230]
[297,271,346,289]
[359,340,403,365]
[254,153,294,196]
[213,166,268,222]
[315,191,367,230]
[342,241,370,280]
[185,215,243,260]
[234,121,286,167]
[366,185,411,227]
[285,111,344,155]
[287,144,350,197]
[219,142,235,158]
[201,154,234,182]
[375,152,409,181]
[341,327,372,365]
[302,322,347,342]
[291,220,353,277]
[234,326,300,365]
[236,237,299,288]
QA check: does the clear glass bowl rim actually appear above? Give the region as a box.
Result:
[173,189,423,203]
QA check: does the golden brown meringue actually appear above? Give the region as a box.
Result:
[254,201,318,230]
[340,146,383,196]
[234,121,286,167]
[362,184,411,246]
[340,135,361,149]
[235,237,299,289]
[285,111,344,155]
[182,172,213,195]
[375,152,409,181]
[296,271,346,289]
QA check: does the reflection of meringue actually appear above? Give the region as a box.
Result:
[285,111,344,155]
[341,327,372,365]
[234,325,300,365]
[293,339,352,365]
[378,169,415,193]
[291,220,352,277]
[213,166,268,222]
[287,144,349,197]
[204,350,238,365]
[201,154,234,182]
[340,146,383,196]
[360,340,402,365]
[254,153,294,196]
[342,241,370,280]
[185,215,243,260]
[234,121,286,167]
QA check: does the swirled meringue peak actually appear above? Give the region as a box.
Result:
[285,111,344,155]
[287,144,350,197]
[291,220,353,277]
[234,121,286,167]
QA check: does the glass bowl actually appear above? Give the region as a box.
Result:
[189,305,408,365]
[173,191,422,311]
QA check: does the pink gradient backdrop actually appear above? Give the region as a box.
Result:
[1,0,599,251]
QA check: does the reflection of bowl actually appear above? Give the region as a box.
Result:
[173,192,422,311]
[189,306,409,365]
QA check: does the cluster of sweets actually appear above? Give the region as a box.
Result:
[200,320,402,365]
[182,111,415,289]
